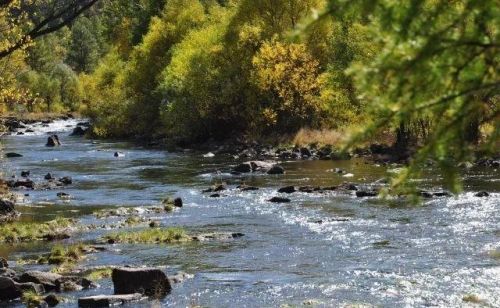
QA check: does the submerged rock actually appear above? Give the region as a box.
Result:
[5,152,23,158]
[112,267,171,296]
[268,197,291,203]
[46,135,61,147]
[475,191,489,197]
[192,232,244,241]
[78,293,146,307]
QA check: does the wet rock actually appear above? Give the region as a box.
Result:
[26,129,35,133]
[233,162,252,173]
[419,190,433,198]
[57,192,71,199]
[55,276,96,292]
[300,147,311,157]
[70,126,87,136]
[168,272,193,284]
[268,197,291,203]
[77,121,91,127]
[192,232,244,242]
[0,277,45,301]
[0,258,7,268]
[209,193,221,198]
[114,152,125,158]
[237,185,259,191]
[278,186,296,194]
[149,221,159,228]
[5,152,23,158]
[44,294,60,307]
[78,293,146,307]
[433,191,451,197]
[45,173,55,180]
[356,190,378,198]
[173,197,183,208]
[0,268,17,278]
[21,170,30,177]
[298,186,321,193]
[7,179,35,189]
[322,186,338,191]
[19,271,62,291]
[267,165,285,175]
[340,183,358,191]
[58,176,72,185]
[46,135,61,147]
[112,267,171,296]
[475,191,489,197]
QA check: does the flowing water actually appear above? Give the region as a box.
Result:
[0,120,499,307]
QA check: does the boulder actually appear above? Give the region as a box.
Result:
[233,161,276,173]
[21,170,30,177]
[46,135,61,147]
[0,268,17,278]
[233,162,252,173]
[278,186,296,194]
[45,173,55,180]
[112,267,171,296]
[44,294,60,307]
[300,147,311,157]
[70,126,87,136]
[0,258,8,268]
[10,179,35,189]
[5,152,23,158]
[268,197,291,203]
[267,165,285,175]
[78,294,146,307]
[19,271,62,291]
[0,276,44,301]
[173,197,183,208]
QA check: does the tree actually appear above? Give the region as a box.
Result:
[321,0,499,192]
[0,0,99,59]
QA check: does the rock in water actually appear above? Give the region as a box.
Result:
[267,165,285,175]
[174,197,183,208]
[19,271,62,291]
[0,199,19,222]
[5,152,23,158]
[21,170,30,177]
[78,294,146,307]
[278,186,296,194]
[112,267,171,297]
[114,152,125,158]
[475,191,489,197]
[0,277,45,301]
[70,126,87,136]
[46,135,61,147]
[268,197,291,203]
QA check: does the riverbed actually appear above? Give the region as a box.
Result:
[1,119,499,307]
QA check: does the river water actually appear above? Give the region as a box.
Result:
[0,120,499,307]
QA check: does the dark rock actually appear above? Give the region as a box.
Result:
[278,186,296,194]
[21,170,30,177]
[112,267,171,296]
[341,183,358,191]
[0,258,7,268]
[44,294,60,307]
[209,193,221,198]
[45,173,55,180]
[114,152,125,158]
[56,192,70,198]
[0,199,16,216]
[19,271,62,291]
[70,126,87,136]
[26,129,35,133]
[0,276,45,301]
[192,232,244,241]
[419,191,433,198]
[78,294,146,307]
[77,122,90,127]
[58,176,72,185]
[16,132,24,135]
[0,268,17,278]
[433,191,451,197]
[5,152,23,158]
[322,186,338,191]
[233,162,252,173]
[356,190,378,198]
[300,147,311,157]
[298,186,319,193]
[268,197,291,203]
[173,197,183,208]
[46,135,61,147]
[237,185,259,191]
[10,179,35,189]
[475,191,489,197]
[267,165,285,175]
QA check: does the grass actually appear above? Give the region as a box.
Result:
[292,128,345,146]
[0,217,74,243]
[21,291,44,308]
[105,227,189,244]
[84,267,113,281]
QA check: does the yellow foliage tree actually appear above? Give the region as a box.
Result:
[252,41,323,131]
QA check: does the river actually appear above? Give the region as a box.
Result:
[0,119,499,307]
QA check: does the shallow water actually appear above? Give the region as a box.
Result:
[1,120,499,307]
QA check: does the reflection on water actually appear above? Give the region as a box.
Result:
[0,120,499,307]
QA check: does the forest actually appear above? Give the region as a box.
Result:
[1,0,499,188]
